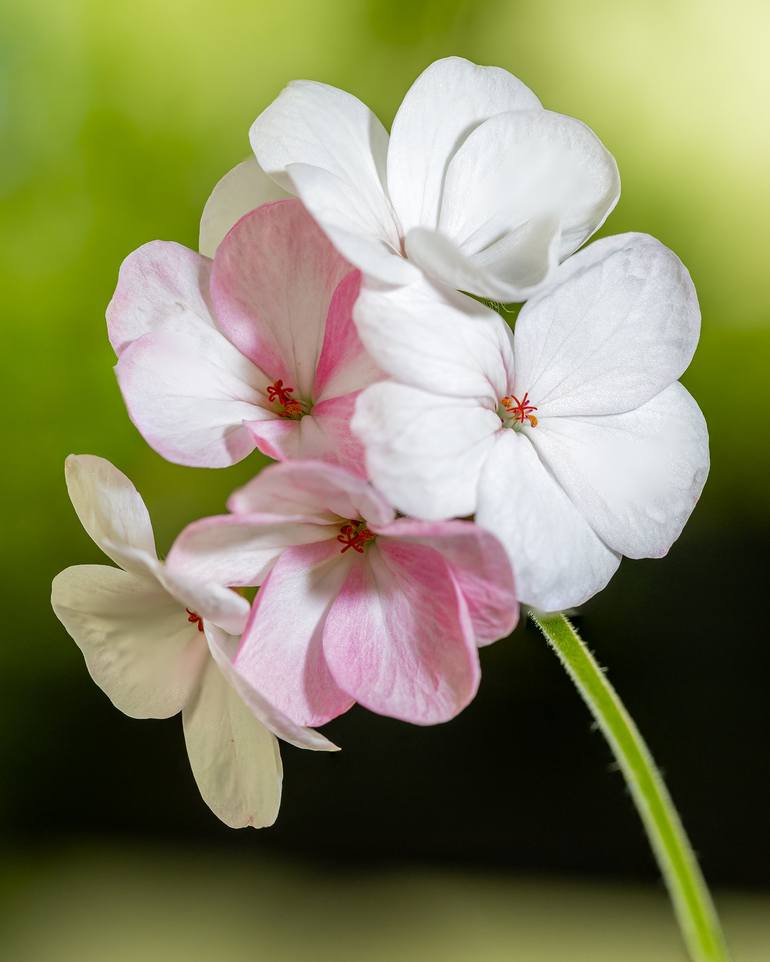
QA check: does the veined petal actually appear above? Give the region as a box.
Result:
[205,624,339,752]
[352,382,500,520]
[387,56,541,234]
[106,241,213,356]
[234,540,355,727]
[322,541,480,724]
[476,432,621,611]
[51,564,207,719]
[513,233,701,416]
[183,657,283,829]
[199,157,290,258]
[303,394,369,477]
[354,275,512,399]
[115,312,272,468]
[531,383,709,559]
[374,518,518,646]
[210,200,351,399]
[228,460,394,527]
[64,454,158,574]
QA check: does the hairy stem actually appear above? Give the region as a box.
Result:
[531,611,731,962]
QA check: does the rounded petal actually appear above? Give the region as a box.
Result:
[199,157,290,258]
[375,518,518,646]
[229,459,395,527]
[205,624,339,752]
[234,540,355,728]
[115,312,271,467]
[476,432,621,611]
[530,383,709,559]
[183,658,283,829]
[210,200,352,399]
[322,542,480,724]
[64,454,158,574]
[106,241,213,356]
[513,233,701,416]
[352,382,500,520]
[387,56,541,234]
[354,274,512,399]
[51,564,207,719]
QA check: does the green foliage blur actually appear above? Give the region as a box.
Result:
[1,1,769,956]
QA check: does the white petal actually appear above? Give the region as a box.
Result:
[387,56,541,234]
[354,275,512,399]
[205,624,339,752]
[530,383,709,559]
[476,432,620,611]
[64,454,159,574]
[352,382,500,520]
[198,157,290,257]
[514,234,701,416]
[51,564,207,719]
[183,658,283,829]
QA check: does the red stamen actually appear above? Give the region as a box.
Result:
[266,379,304,418]
[185,608,204,632]
[336,521,375,554]
[502,392,538,427]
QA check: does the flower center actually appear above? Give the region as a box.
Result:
[500,392,538,428]
[336,520,376,554]
[266,379,308,419]
[185,608,204,632]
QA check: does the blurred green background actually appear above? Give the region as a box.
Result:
[2,0,769,959]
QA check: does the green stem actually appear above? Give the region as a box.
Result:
[531,611,731,962]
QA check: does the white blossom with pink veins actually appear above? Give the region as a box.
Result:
[51,455,337,830]
[250,56,620,301]
[351,233,710,613]
[107,199,380,473]
[167,460,519,728]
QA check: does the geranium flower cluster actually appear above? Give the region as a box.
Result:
[52,57,708,828]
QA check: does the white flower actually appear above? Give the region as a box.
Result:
[249,56,620,301]
[352,233,709,612]
[51,455,335,829]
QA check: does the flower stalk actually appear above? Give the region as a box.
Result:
[530,611,731,962]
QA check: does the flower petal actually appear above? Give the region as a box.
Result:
[205,624,339,752]
[51,564,207,719]
[228,460,394,527]
[513,233,701,416]
[183,657,282,829]
[387,56,541,234]
[199,157,290,258]
[234,540,355,727]
[476,432,621,611]
[352,382,500,520]
[322,541,480,724]
[210,200,352,399]
[353,275,512,399]
[115,311,272,467]
[64,454,158,573]
[374,518,518,646]
[531,383,709,559]
[106,241,213,356]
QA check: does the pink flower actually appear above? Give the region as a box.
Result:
[107,199,380,473]
[166,461,519,728]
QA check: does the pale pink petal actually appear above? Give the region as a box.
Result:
[228,460,395,527]
[246,417,303,462]
[312,271,381,402]
[106,241,213,356]
[374,518,518,646]
[234,540,355,727]
[115,312,273,467]
[322,541,480,724]
[205,624,340,752]
[51,564,207,719]
[210,200,352,398]
[199,157,290,258]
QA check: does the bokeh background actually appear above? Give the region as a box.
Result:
[2,0,769,959]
